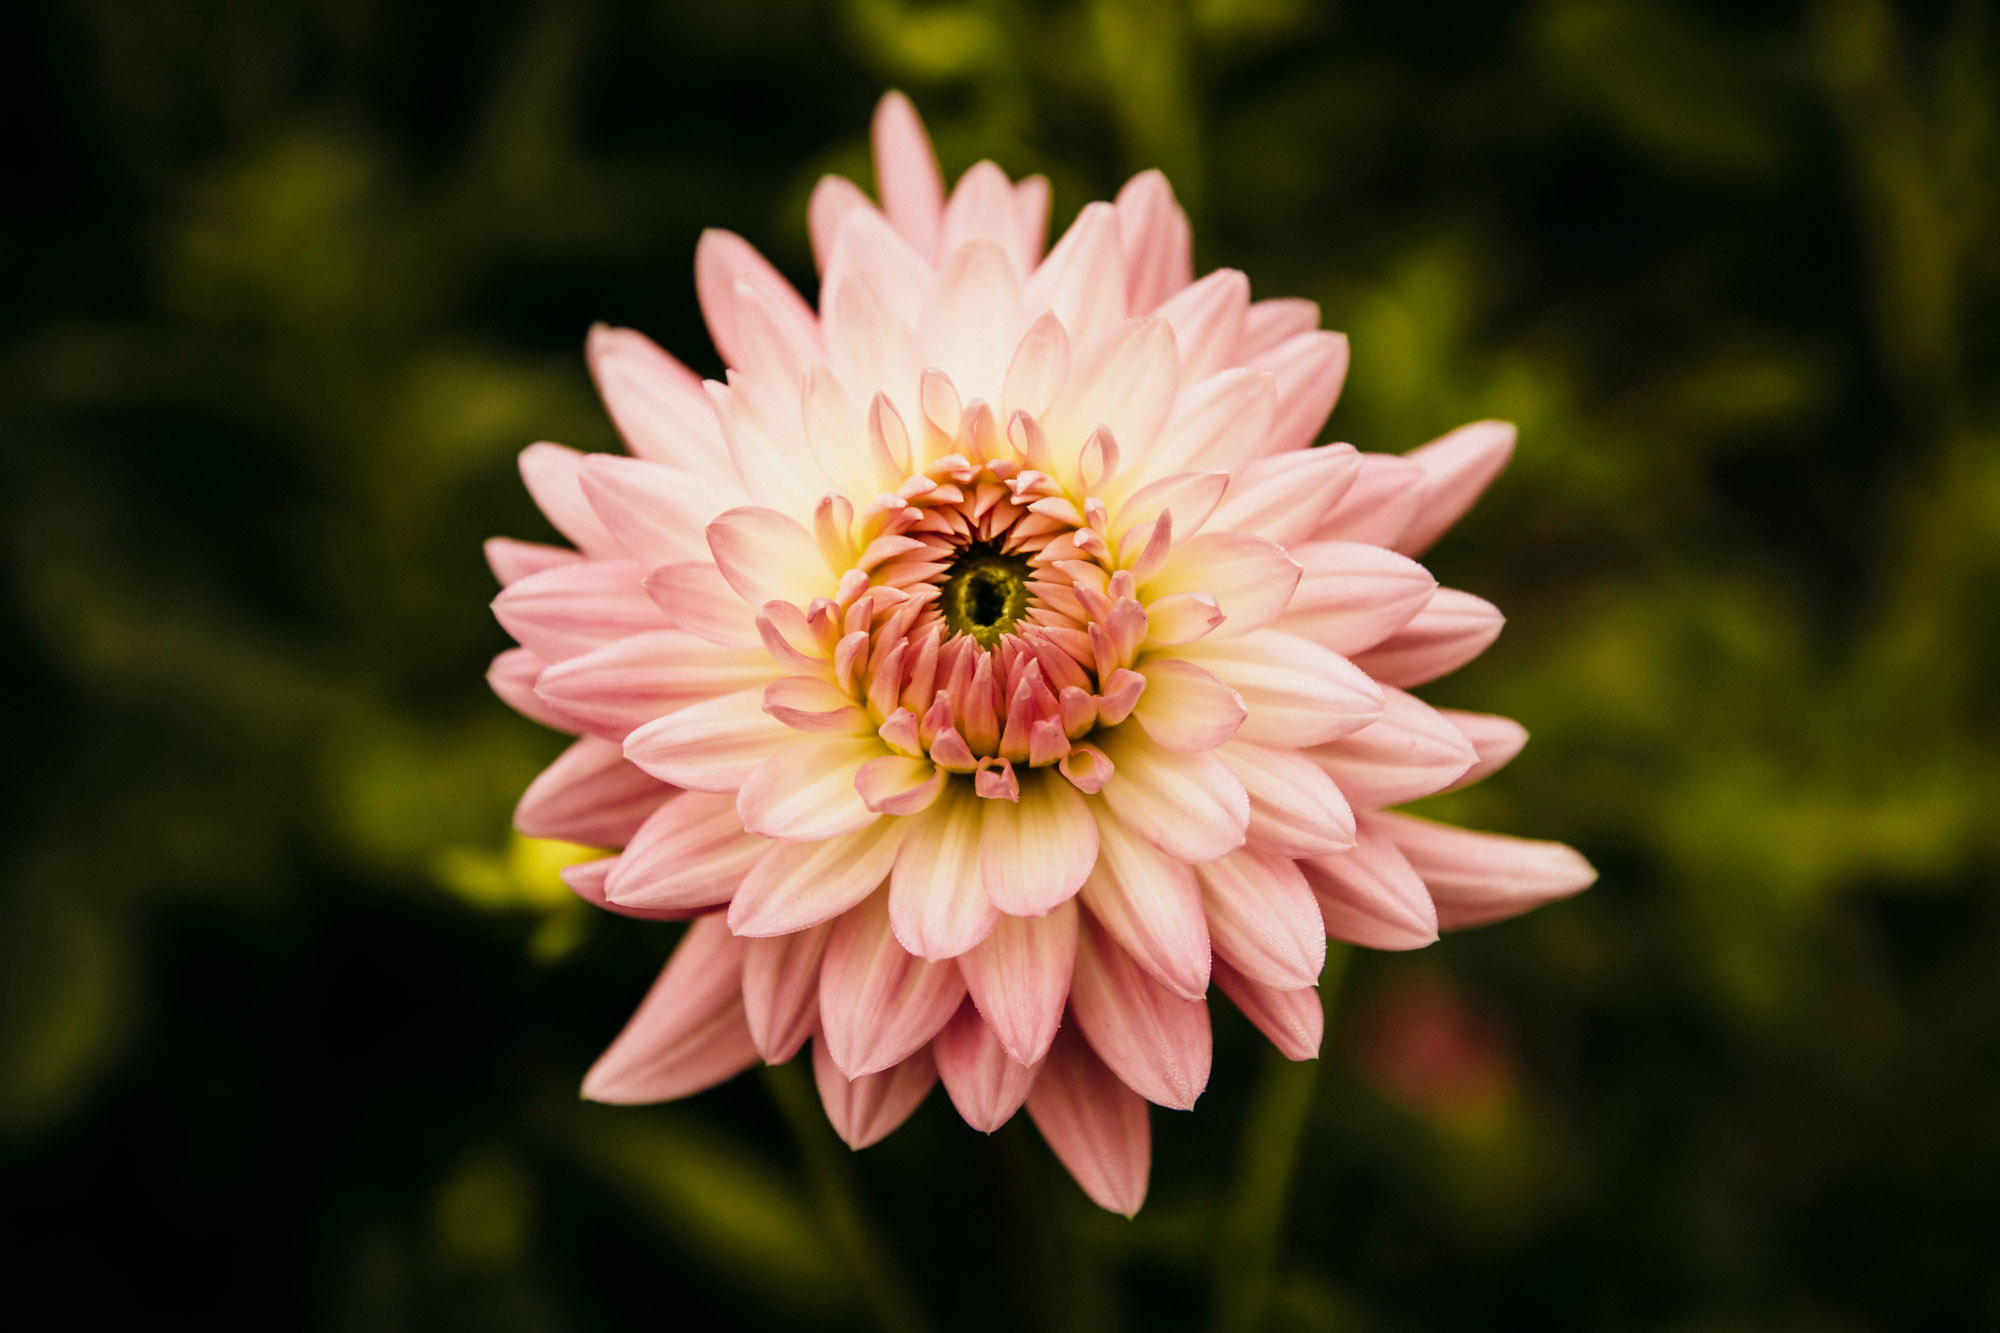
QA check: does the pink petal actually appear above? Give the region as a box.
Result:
[535,630,774,740]
[1299,816,1440,950]
[1273,540,1437,656]
[1138,367,1276,480]
[584,324,730,473]
[823,206,935,341]
[728,818,908,937]
[1437,710,1530,790]
[807,173,876,275]
[958,901,1079,1066]
[855,755,946,816]
[1204,445,1362,549]
[1026,1027,1151,1217]
[980,764,1104,920]
[1155,268,1249,384]
[519,442,622,557]
[622,688,790,791]
[940,160,1036,276]
[1001,311,1071,422]
[889,786,1001,959]
[1394,419,1517,557]
[492,559,666,662]
[1310,451,1425,545]
[1195,849,1327,990]
[813,1037,938,1149]
[488,647,578,734]
[1114,169,1193,314]
[1024,202,1129,357]
[762,675,871,736]
[1212,958,1322,1061]
[1039,315,1178,469]
[485,536,581,586]
[1306,686,1478,809]
[1113,470,1229,542]
[515,736,669,847]
[1374,812,1596,930]
[1141,532,1302,640]
[562,855,697,921]
[1013,176,1052,267]
[736,737,881,840]
[923,238,1027,409]
[933,1001,1041,1132]
[1349,587,1504,687]
[693,228,820,375]
[818,891,967,1077]
[1239,297,1320,357]
[642,560,762,648]
[604,790,769,911]
[1070,913,1212,1110]
[1174,630,1384,747]
[582,915,759,1103]
[1132,658,1246,753]
[577,453,747,569]
[871,91,945,260]
[1245,330,1349,457]
[1096,729,1249,864]
[1219,741,1356,858]
[1078,810,1211,1001]
[706,506,833,607]
[741,922,832,1063]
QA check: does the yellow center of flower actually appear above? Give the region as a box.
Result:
[938,545,1033,649]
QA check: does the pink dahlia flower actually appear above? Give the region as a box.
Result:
[488,93,1594,1214]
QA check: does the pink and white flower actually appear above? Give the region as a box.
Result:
[488,92,1594,1215]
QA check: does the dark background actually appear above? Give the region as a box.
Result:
[3,0,1997,1329]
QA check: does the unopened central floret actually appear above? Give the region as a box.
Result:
[939,544,1033,647]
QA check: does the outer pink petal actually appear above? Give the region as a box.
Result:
[1299,815,1440,950]
[622,687,790,791]
[489,647,578,734]
[1239,298,1320,357]
[585,324,730,474]
[582,915,758,1103]
[976,756,1098,919]
[958,900,1079,1066]
[923,238,1027,409]
[1173,630,1384,748]
[933,1001,1041,1132]
[1311,452,1425,545]
[515,736,670,847]
[694,228,820,375]
[578,454,747,569]
[1071,914,1212,1110]
[534,630,774,740]
[1374,812,1597,929]
[1205,445,1362,549]
[1156,268,1249,384]
[1026,1027,1151,1217]
[728,818,908,937]
[1039,314,1178,468]
[808,173,876,275]
[1212,957,1322,1061]
[1024,202,1129,357]
[492,559,667,662]
[485,536,582,586]
[1141,531,1302,640]
[1245,330,1349,457]
[519,442,622,557]
[1137,367,1276,481]
[1349,588,1505,688]
[742,922,832,1063]
[1272,541,1438,657]
[736,737,881,841]
[604,790,768,911]
[706,506,833,607]
[1078,810,1210,1001]
[889,786,1001,959]
[813,1037,938,1149]
[1112,470,1229,543]
[818,891,967,1077]
[1438,710,1530,790]
[1096,728,1249,864]
[1196,849,1327,990]
[563,855,699,921]
[1306,686,1478,808]
[1394,419,1517,557]
[1114,170,1193,314]
[1219,741,1356,858]
[871,91,945,260]
[643,560,763,648]
[1132,658,1246,753]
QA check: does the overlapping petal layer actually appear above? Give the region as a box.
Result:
[487,92,1594,1212]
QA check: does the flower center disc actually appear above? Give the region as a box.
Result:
[939,545,1033,648]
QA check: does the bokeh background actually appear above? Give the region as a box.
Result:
[5,0,1998,1328]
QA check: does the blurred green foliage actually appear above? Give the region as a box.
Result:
[4,0,1998,1329]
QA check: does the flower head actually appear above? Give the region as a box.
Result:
[488,92,1594,1214]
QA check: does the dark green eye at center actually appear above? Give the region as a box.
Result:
[940,545,1033,648]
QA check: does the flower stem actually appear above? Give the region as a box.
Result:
[1210,943,1353,1333]
[762,1062,933,1333]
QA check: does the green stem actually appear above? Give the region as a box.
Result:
[762,1062,932,1333]
[1210,943,1354,1333]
